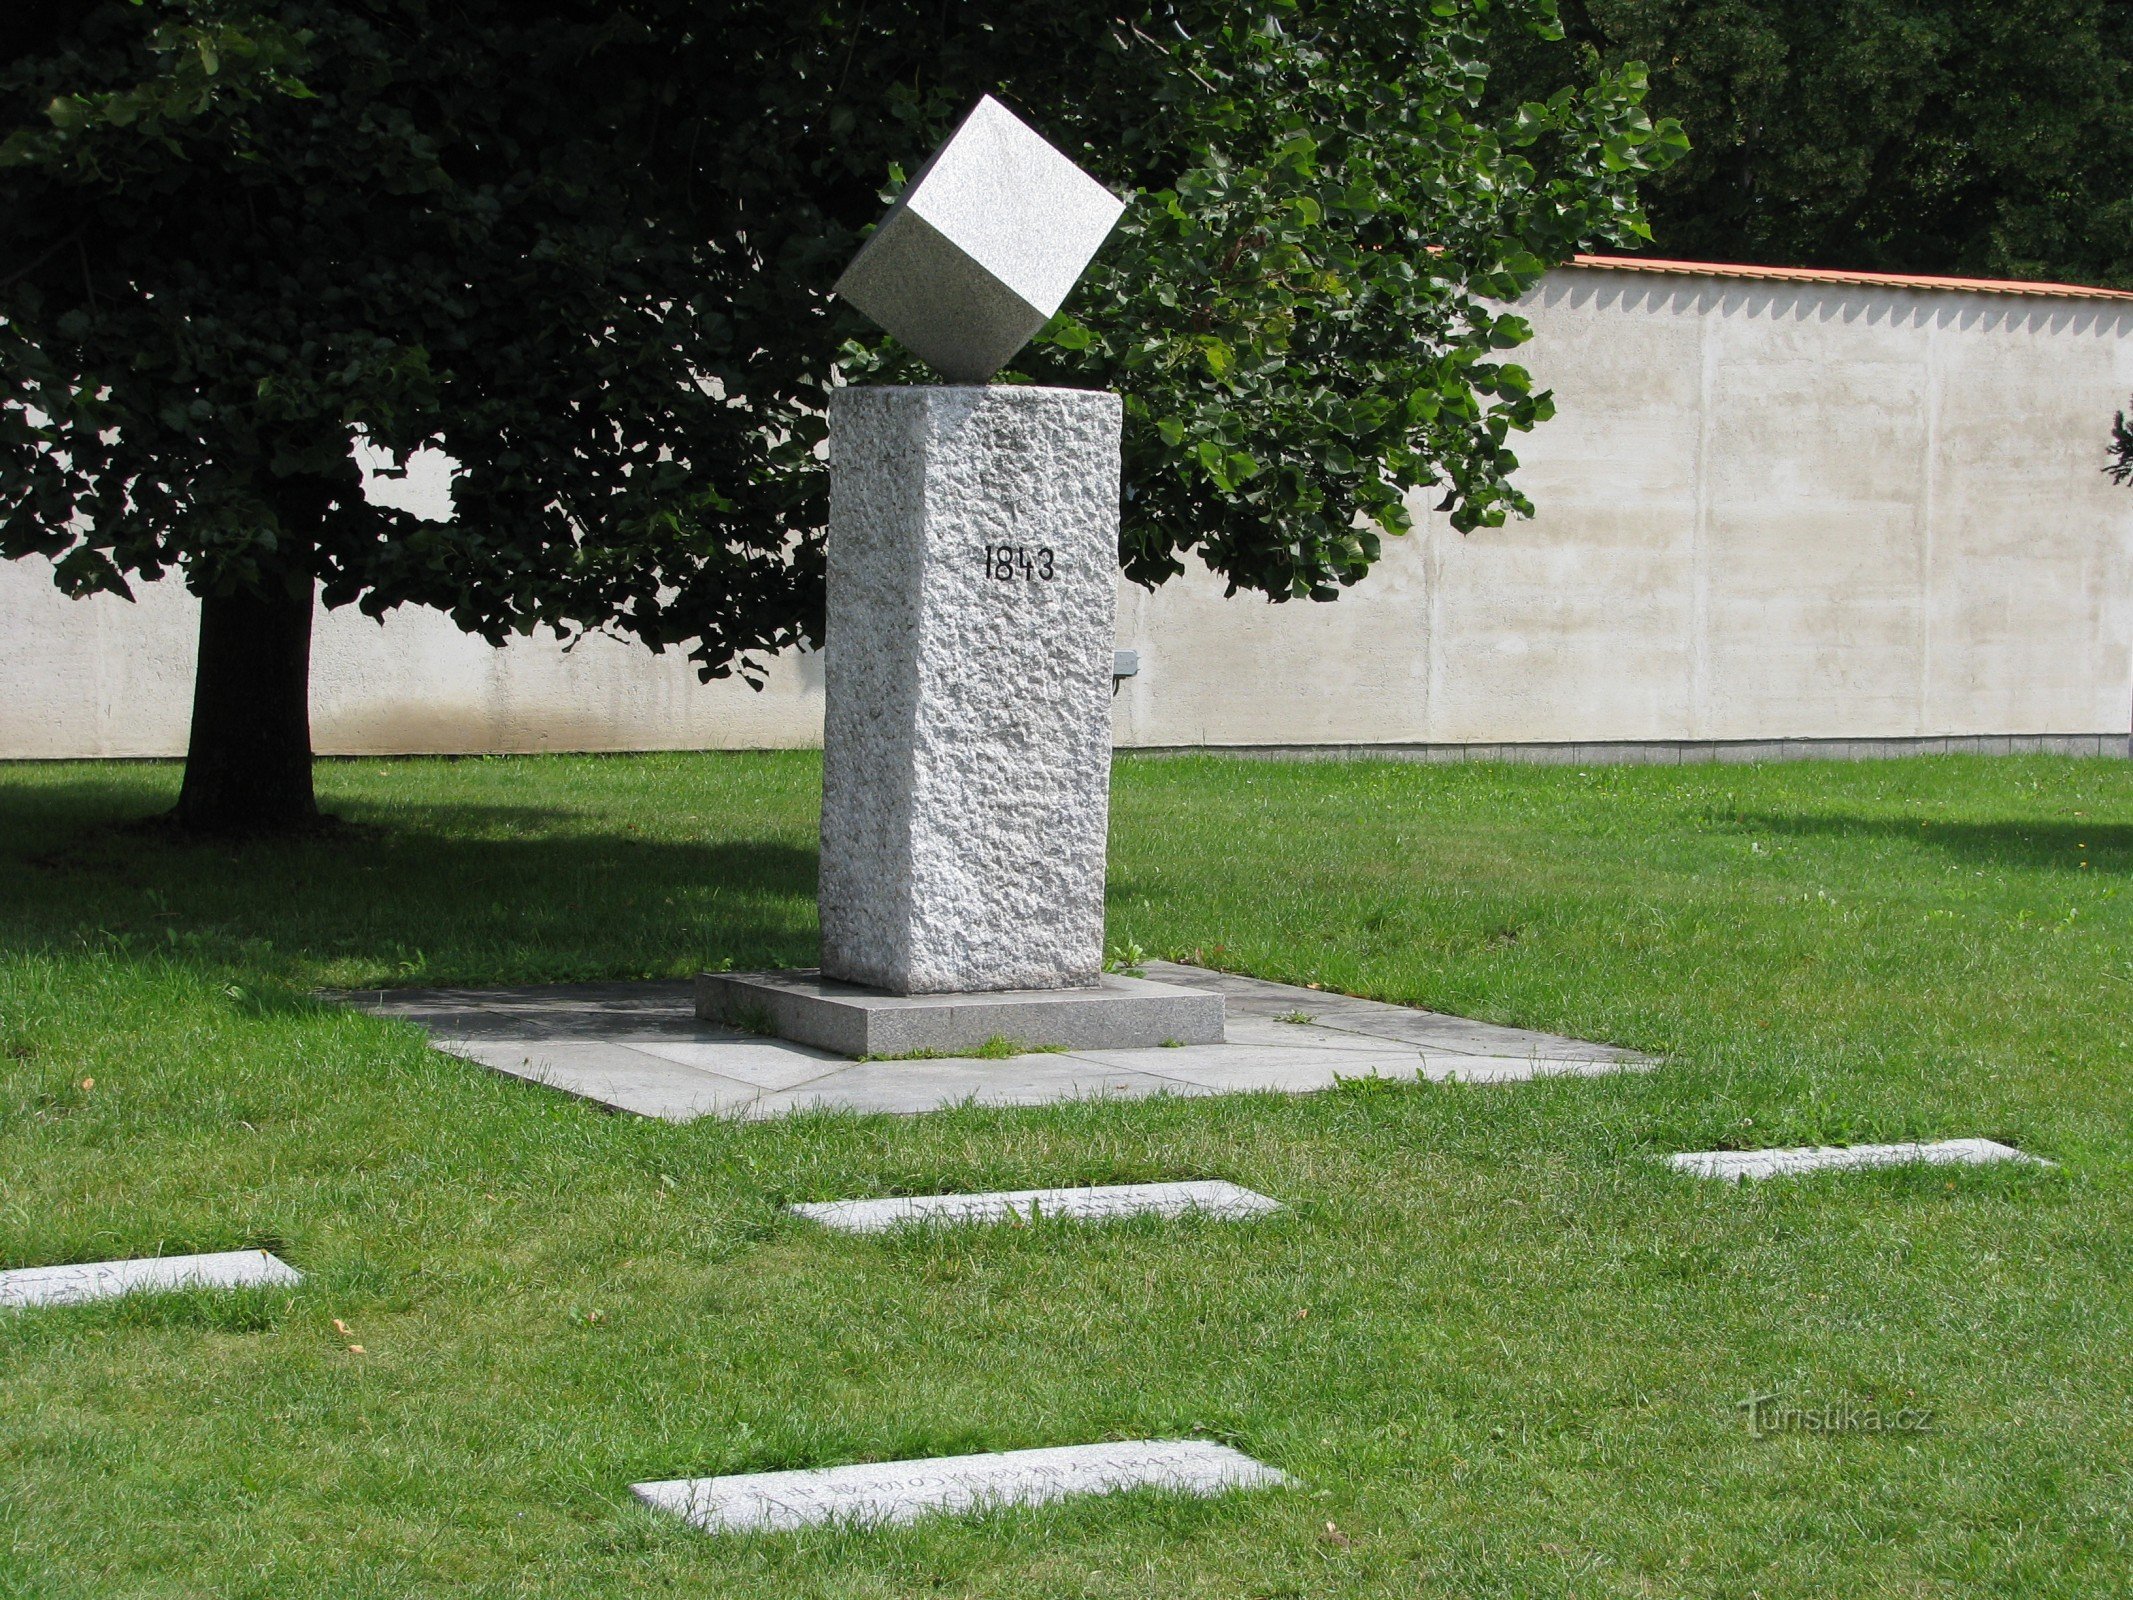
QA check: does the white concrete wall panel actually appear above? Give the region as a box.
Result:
[4,265,2129,758]
[1923,303,2133,736]
[1417,276,1704,745]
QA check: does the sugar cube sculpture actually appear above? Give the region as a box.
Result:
[834,95,1126,383]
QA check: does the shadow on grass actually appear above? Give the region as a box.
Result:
[0,783,821,985]
[1739,813,2131,873]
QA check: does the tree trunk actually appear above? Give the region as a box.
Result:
[170,573,320,835]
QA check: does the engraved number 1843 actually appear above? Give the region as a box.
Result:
[986,544,1055,581]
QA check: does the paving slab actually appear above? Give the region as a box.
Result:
[1216,1012,1426,1053]
[790,1180,1282,1233]
[436,1040,769,1121]
[1070,1045,1432,1096]
[1670,1138,2046,1183]
[1,1249,302,1310]
[627,1037,852,1093]
[350,964,1644,1120]
[342,981,706,1042]
[632,1438,1286,1534]
[1138,962,1638,1061]
[1074,1045,1637,1095]
[741,1056,1195,1120]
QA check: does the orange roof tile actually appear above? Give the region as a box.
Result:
[1570,253,2133,302]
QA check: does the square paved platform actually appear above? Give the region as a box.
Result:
[344,962,1649,1122]
[695,969,1224,1057]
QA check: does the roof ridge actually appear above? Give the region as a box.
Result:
[1570,253,2133,302]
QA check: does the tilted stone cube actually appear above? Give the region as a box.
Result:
[833,95,1126,383]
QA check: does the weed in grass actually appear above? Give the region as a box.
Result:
[1105,938,1149,978]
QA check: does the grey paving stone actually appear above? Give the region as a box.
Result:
[1216,1012,1423,1053]
[789,1180,1282,1233]
[1670,1137,2046,1183]
[1072,1043,1439,1091]
[342,980,703,1042]
[349,964,1642,1120]
[1115,1047,1636,1092]
[632,1438,1286,1534]
[742,1056,1193,1119]
[1140,963,1632,1060]
[627,1038,849,1093]
[439,1040,764,1121]
[1321,1011,1627,1059]
[1,1249,302,1310]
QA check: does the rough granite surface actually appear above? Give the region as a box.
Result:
[632,1439,1287,1534]
[1669,1138,2045,1183]
[832,96,1125,382]
[1,1249,304,1310]
[820,384,1123,994]
[788,1181,1282,1233]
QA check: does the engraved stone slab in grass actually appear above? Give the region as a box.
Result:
[632,1439,1287,1534]
[789,1179,1282,1234]
[0,1249,302,1310]
[1670,1138,2045,1183]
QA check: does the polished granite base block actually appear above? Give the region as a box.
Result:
[695,968,1224,1058]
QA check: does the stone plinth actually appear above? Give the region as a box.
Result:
[819,384,1123,995]
[696,969,1224,1058]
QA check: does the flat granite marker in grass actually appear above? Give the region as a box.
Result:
[0,1249,302,1310]
[1670,1138,2047,1183]
[632,1439,1287,1535]
[789,1179,1282,1233]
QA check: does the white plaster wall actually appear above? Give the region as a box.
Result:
[1111,269,2133,747]
[3,264,2129,758]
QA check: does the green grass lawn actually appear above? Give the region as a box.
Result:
[1,751,2127,1598]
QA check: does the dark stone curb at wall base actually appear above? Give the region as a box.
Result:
[1126,734,2131,766]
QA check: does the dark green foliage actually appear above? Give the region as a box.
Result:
[1489,0,2133,287]
[898,7,1686,594]
[2109,401,2133,487]
[1,0,1679,695]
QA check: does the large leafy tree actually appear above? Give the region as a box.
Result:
[1488,0,2133,286]
[2,0,1680,833]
